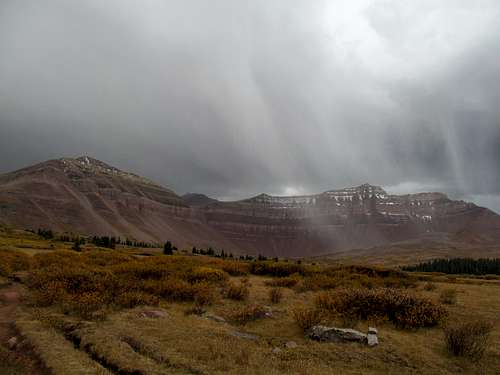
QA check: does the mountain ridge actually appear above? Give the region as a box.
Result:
[1,156,499,257]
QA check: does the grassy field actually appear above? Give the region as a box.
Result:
[1,226,499,374]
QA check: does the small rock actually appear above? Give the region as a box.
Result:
[285,341,298,349]
[230,331,259,341]
[367,333,379,347]
[263,306,273,318]
[308,325,367,343]
[137,309,168,318]
[368,327,378,335]
[272,347,282,354]
[204,313,226,323]
[7,336,18,350]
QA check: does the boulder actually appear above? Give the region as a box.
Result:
[204,313,226,323]
[230,331,259,341]
[308,326,367,343]
[137,309,168,319]
[367,333,379,347]
[285,341,298,349]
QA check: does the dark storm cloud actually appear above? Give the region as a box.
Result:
[1,0,500,211]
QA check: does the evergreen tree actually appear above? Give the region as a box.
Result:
[72,238,81,252]
[163,241,173,255]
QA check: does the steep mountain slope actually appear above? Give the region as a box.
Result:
[0,156,233,250]
[1,157,499,257]
[200,184,500,257]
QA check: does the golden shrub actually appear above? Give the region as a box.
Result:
[188,267,228,283]
[264,275,299,288]
[225,304,267,324]
[218,261,250,276]
[0,249,32,277]
[226,282,249,301]
[315,288,447,329]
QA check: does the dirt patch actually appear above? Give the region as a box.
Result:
[0,283,49,375]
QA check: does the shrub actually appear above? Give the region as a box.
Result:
[225,304,267,324]
[265,276,299,288]
[423,282,437,291]
[0,249,32,277]
[297,265,415,292]
[115,291,160,309]
[292,307,323,331]
[439,289,457,305]
[269,288,283,304]
[188,267,228,284]
[445,321,492,359]
[184,303,206,316]
[226,282,249,301]
[193,282,217,306]
[219,261,250,276]
[299,274,338,291]
[314,292,337,312]
[316,288,447,329]
[249,261,305,277]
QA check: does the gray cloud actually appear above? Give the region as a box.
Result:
[1,0,500,212]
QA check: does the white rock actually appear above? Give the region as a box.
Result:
[7,336,18,350]
[367,333,379,347]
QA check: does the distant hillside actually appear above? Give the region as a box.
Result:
[1,156,500,257]
[0,156,233,251]
[182,193,218,207]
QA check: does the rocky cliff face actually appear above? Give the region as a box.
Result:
[198,184,500,256]
[1,157,499,257]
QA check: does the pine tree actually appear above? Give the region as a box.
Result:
[72,238,81,252]
[163,241,173,255]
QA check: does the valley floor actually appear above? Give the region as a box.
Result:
[0,227,499,374]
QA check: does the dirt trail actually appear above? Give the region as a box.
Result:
[0,281,48,374]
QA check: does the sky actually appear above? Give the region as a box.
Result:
[0,0,500,211]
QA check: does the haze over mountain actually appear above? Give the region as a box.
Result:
[1,1,500,213]
[1,156,499,257]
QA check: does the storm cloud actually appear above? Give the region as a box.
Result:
[1,0,499,211]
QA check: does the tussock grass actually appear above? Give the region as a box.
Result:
[268,287,283,304]
[225,282,250,301]
[292,307,324,332]
[445,320,492,359]
[265,275,300,288]
[439,288,457,305]
[224,304,267,324]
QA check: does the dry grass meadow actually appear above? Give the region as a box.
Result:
[0,226,499,374]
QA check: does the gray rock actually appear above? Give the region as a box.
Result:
[230,331,259,341]
[272,347,282,354]
[204,313,226,323]
[285,341,298,349]
[7,336,18,350]
[368,327,378,335]
[308,325,367,343]
[137,309,168,318]
[367,333,379,347]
